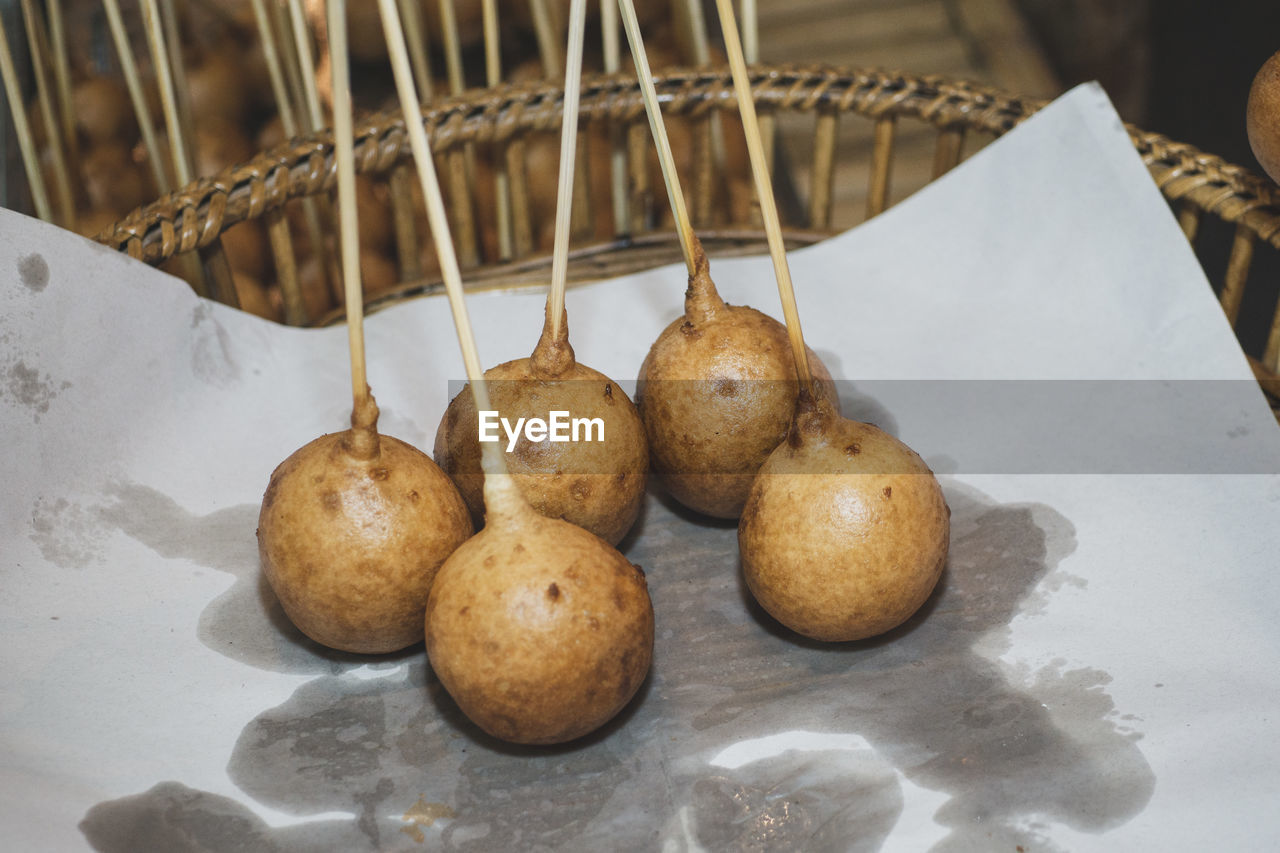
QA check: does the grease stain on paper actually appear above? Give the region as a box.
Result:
[191,304,241,387]
[18,253,49,292]
[79,484,1154,851]
[3,359,69,421]
[28,481,344,674]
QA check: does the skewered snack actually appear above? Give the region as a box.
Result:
[425,473,653,743]
[258,395,473,652]
[637,240,837,519]
[615,0,837,520]
[738,393,949,641]
[435,0,647,544]
[434,305,649,545]
[710,0,949,641]
[376,0,653,743]
[257,0,473,654]
[1247,50,1280,184]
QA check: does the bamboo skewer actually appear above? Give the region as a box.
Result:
[269,0,307,123]
[103,0,171,193]
[439,0,480,268]
[677,0,725,227]
[247,0,306,324]
[482,0,514,261]
[396,0,433,100]
[159,0,196,170]
[140,0,237,305]
[546,0,587,341]
[45,0,77,200]
[286,0,344,304]
[529,0,561,78]
[391,0,431,282]
[600,0,629,238]
[529,0,590,240]
[0,11,52,221]
[739,0,772,175]
[376,0,507,480]
[713,0,814,393]
[287,0,325,132]
[249,0,301,137]
[328,0,370,409]
[20,0,74,227]
[618,0,696,275]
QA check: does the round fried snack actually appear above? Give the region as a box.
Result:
[1247,51,1280,184]
[425,479,654,744]
[435,307,648,546]
[637,243,837,519]
[258,395,473,653]
[739,394,950,642]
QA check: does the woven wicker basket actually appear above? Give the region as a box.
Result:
[92,64,1280,413]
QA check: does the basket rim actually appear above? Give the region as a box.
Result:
[92,63,1280,263]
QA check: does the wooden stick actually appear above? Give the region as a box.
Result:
[388,164,423,282]
[439,0,465,95]
[328,0,370,408]
[1219,224,1253,327]
[397,0,433,100]
[546,0,587,340]
[809,109,837,230]
[159,0,196,169]
[866,115,895,219]
[141,0,238,305]
[269,0,307,125]
[140,0,191,186]
[482,0,513,261]
[20,0,74,227]
[0,10,52,220]
[600,0,628,238]
[287,0,325,131]
[45,0,78,198]
[507,138,534,256]
[438,0,480,267]
[529,0,561,78]
[103,0,171,192]
[741,0,772,173]
[618,0,695,274]
[713,0,813,391]
[679,0,725,226]
[249,0,301,137]
[286,0,345,304]
[249,0,311,323]
[377,0,490,403]
[626,120,649,232]
[739,0,757,64]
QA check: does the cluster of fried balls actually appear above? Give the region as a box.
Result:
[257,236,951,745]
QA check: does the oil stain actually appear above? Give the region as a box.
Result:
[78,781,361,852]
[30,495,107,568]
[18,253,49,292]
[190,304,241,387]
[30,481,348,674]
[78,483,1153,850]
[3,359,70,422]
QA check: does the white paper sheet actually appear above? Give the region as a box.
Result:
[3,83,1279,851]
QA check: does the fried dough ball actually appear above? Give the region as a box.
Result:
[637,240,838,518]
[435,306,648,545]
[425,475,653,744]
[258,394,474,653]
[739,393,950,642]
